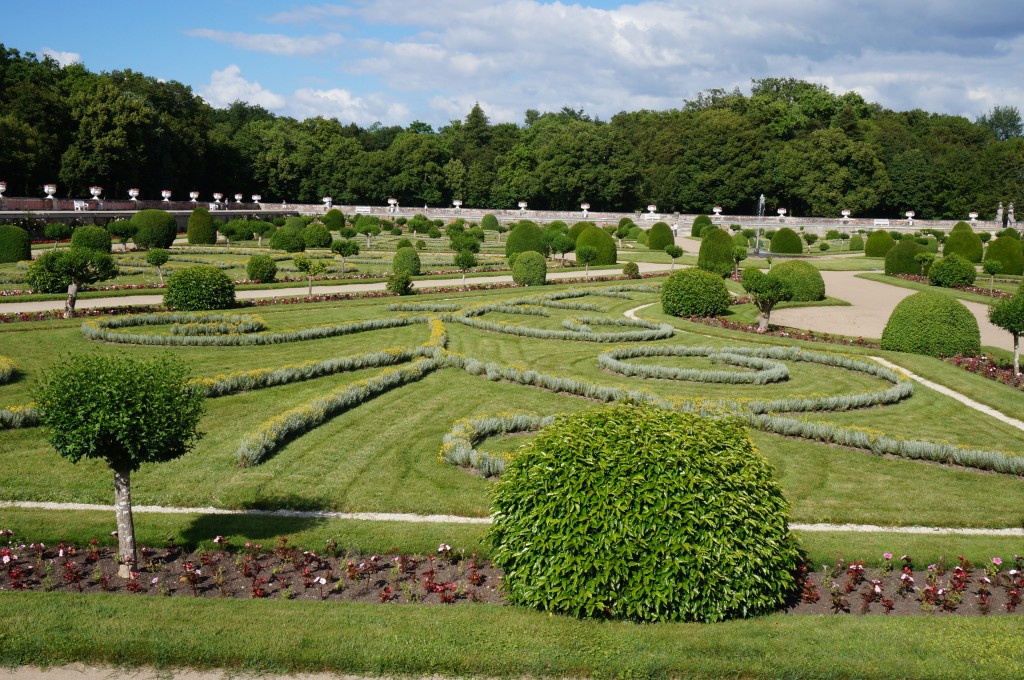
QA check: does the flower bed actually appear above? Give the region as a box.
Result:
[947,353,1024,390]
[893,273,1013,299]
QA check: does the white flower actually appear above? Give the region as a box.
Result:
[151,577,159,585]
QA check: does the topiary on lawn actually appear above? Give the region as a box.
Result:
[131,209,178,249]
[769,227,803,254]
[0,225,31,263]
[512,250,546,286]
[647,222,674,250]
[881,291,980,357]
[70,226,112,253]
[848,234,864,251]
[302,222,333,248]
[950,221,973,234]
[246,254,278,283]
[488,403,801,623]
[568,221,595,242]
[622,261,641,279]
[697,227,736,277]
[864,230,895,257]
[928,253,977,288]
[771,260,825,301]
[392,247,422,277]
[575,225,617,265]
[985,236,1024,275]
[322,208,345,231]
[269,225,306,252]
[187,206,217,245]
[164,266,236,311]
[884,238,927,275]
[943,228,983,263]
[481,213,499,231]
[505,221,545,260]
[691,214,712,237]
[661,267,730,317]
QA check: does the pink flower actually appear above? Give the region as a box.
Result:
[151,577,159,585]
[993,557,1003,566]
[213,535,224,544]
[883,553,892,560]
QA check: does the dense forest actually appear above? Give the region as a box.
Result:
[2,43,1022,218]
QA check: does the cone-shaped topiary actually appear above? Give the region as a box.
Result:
[769,227,803,254]
[661,267,730,317]
[884,238,927,275]
[187,206,217,245]
[575,225,617,265]
[131,209,178,250]
[943,227,983,263]
[392,247,422,276]
[505,221,545,259]
[488,403,802,623]
[0,225,32,263]
[690,214,712,237]
[928,253,977,288]
[697,227,736,276]
[647,222,674,250]
[985,236,1024,275]
[164,265,236,311]
[511,250,546,285]
[772,260,826,300]
[881,291,980,357]
[70,226,112,253]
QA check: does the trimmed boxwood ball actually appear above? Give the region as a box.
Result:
[511,250,546,286]
[302,222,333,248]
[950,221,973,234]
[985,236,1024,275]
[488,403,801,623]
[187,206,216,244]
[772,260,825,301]
[647,221,674,250]
[70,225,112,253]
[884,238,927,275]
[505,221,545,259]
[690,214,712,237]
[0,224,31,263]
[246,254,278,283]
[322,208,344,231]
[661,267,730,317]
[769,227,803,254]
[269,225,306,252]
[164,265,236,311]
[697,227,736,276]
[928,253,977,288]
[284,216,306,230]
[864,230,895,257]
[481,213,499,231]
[568,221,596,242]
[848,234,864,251]
[622,261,641,279]
[943,228,983,263]
[575,225,617,265]
[882,291,980,357]
[131,209,178,249]
[392,247,422,276]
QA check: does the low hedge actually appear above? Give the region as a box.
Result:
[662,267,730,317]
[881,291,980,357]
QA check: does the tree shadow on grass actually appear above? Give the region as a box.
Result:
[180,511,326,547]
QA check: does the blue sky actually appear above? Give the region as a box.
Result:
[5,1,1024,127]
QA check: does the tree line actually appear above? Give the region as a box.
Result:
[2,43,1022,219]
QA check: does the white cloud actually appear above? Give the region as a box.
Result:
[42,48,80,67]
[185,29,345,57]
[290,87,412,125]
[199,65,286,109]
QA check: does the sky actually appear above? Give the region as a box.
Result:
[5,0,1024,128]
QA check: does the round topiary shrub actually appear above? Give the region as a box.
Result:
[769,227,803,254]
[881,291,980,357]
[733,232,749,248]
[635,228,649,246]
[246,255,278,283]
[284,216,306,231]
[302,222,333,248]
[0,225,31,263]
[848,234,864,251]
[568,221,595,242]
[626,226,643,241]
[164,266,236,311]
[511,250,546,286]
[771,260,825,301]
[385,272,413,295]
[696,227,735,277]
[481,214,499,231]
[505,221,545,259]
[70,226,112,253]
[928,253,977,288]
[131,209,178,250]
[392,247,422,277]
[489,403,801,623]
[187,206,217,245]
[575,226,617,265]
[647,222,674,251]
[985,236,1024,275]
[864,230,895,257]
[661,267,730,317]
[622,261,641,279]
[884,238,927,275]
[269,226,306,252]
[943,228,983,263]
[950,221,973,234]
[690,214,712,237]
[322,208,344,231]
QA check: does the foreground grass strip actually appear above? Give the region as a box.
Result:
[1,593,1022,678]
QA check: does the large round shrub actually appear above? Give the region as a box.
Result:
[661,267,730,317]
[489,403,801,623]
[928,253,977,288]
[769,227,803,254]
[164,266,236,311]
[246,255,278,283]
[131,209,178,249]
[864,230,895,257]
[284,216,306,231]
[690,214,712,237]
[881,291,980,357]
[505,221,545,259]
[575,226,617,265]
[70,226,112,253]
[187,206,217,245]
[772,260,825,301]
[848,234,864,251]
[568,221,595,242]
[322,208,344,232]
[985,236,1024,275]
[647,222,674,250]
[0,225,31,263]
[511,250,546,286]
[884,238,927,275]
[943,229,983,263]
[269,225,306,252]
[392,247,422,276]
[302,222,333,248]
[950,221,973,234]
[481,214,499,231]
[697,227,735,277]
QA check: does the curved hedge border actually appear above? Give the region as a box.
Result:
[439,413,556,477]
[446,313,673,343]
[0,356,14,384]
[598,345,790,384]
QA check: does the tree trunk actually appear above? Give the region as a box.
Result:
[157,268,164,285]
[307,277,313,296]
[671,260,676,271]
[585,263,590,277]
[64,281,80,319]
[1014,333,1020,376]
[113,468,137,578]
[258,235,263,247]
[340,258,346,274]
[757,309,770,333]
[462,271,466,283]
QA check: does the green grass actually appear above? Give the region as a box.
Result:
[857,272,1016,303]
